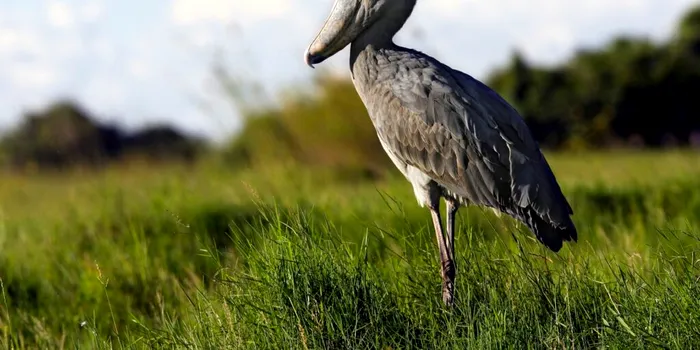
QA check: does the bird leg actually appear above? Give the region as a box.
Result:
[429,204,455,307]
[444,199,459,306]
[445,199,459,257]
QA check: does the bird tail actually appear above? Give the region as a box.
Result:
[521,208,577,252]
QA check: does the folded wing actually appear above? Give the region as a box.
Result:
[373,61,577,251]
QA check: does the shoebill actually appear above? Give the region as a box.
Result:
[304,0,577,306]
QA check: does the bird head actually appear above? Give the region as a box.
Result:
[304,0,415,68]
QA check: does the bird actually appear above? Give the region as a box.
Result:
[304,0,577,306]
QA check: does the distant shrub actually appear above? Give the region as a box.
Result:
[0,100,204,170]
[223,75,390,178]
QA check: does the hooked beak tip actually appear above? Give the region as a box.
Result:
[304,48,324,69]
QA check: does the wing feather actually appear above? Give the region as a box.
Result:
[372,59,577,250]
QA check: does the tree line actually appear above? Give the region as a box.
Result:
[0,101,203,170]
[488,6,700,149]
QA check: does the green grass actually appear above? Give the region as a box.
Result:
[1,150,700,348]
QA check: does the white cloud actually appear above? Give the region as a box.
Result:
[171,0,292,25]
[47,0,75,28]
[55,34,85,59]
[0,26,59,91]
[0,27,43,56]
[80,2,103,22]
[6,62,58,89]
[128,59,150,79]
[92,39,115,61]
[514,22,576,64]
[430,0,649,20]
[409,0,698,76]
[79,74,128,109]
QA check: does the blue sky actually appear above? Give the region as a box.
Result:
[0,0,697,141]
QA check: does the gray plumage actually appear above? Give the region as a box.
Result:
[354,46,577,250]
[305,0,577,306]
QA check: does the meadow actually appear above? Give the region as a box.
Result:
[1,150,699,349]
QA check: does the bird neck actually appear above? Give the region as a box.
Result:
[349,0,415,70]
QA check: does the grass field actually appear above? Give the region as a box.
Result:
[1,150,699,349]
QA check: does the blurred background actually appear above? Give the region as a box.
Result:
[4,1,700,347]
[0,0,699,172]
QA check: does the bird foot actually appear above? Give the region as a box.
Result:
[441,260,456,307]
[442,281,455,307]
